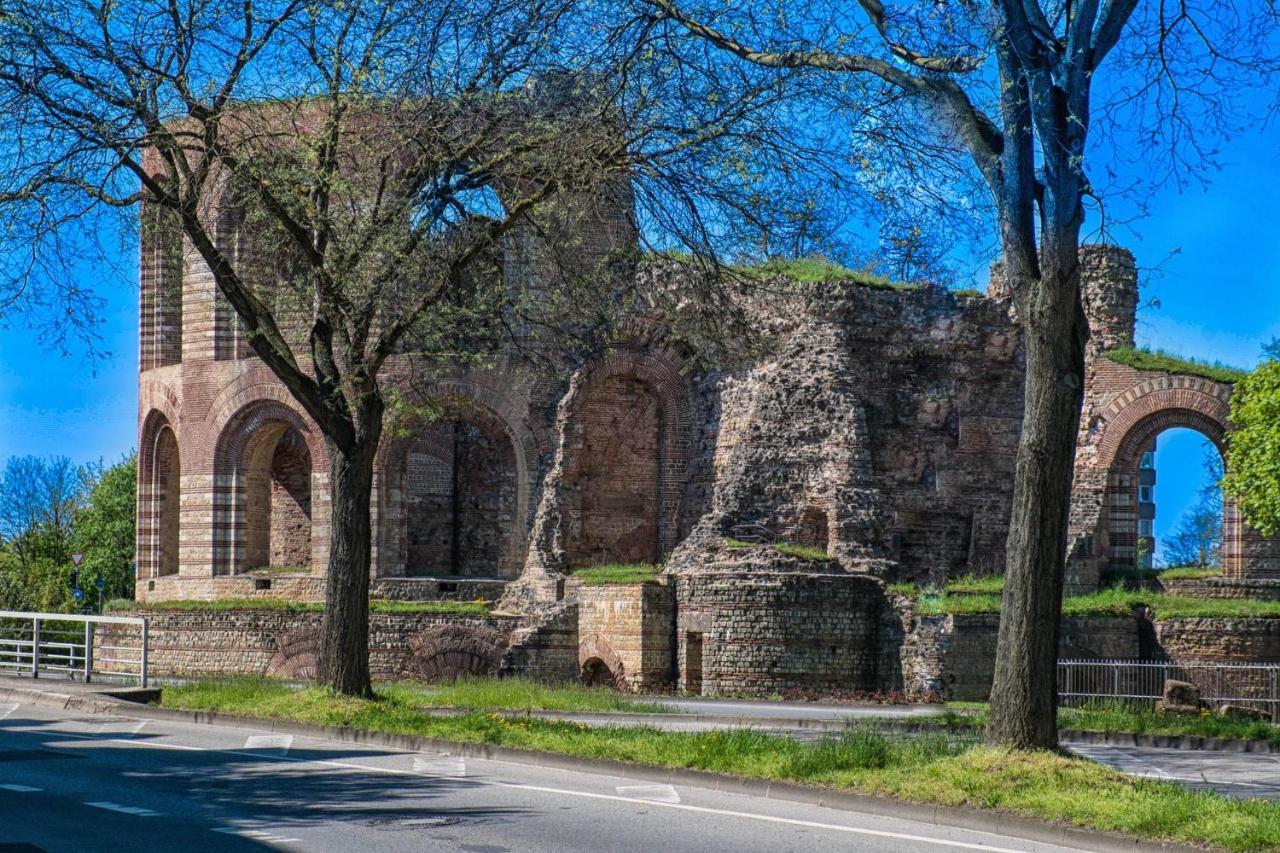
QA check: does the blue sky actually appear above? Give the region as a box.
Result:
[1,116,1276,557]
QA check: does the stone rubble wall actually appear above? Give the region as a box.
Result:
[104,608,517,680]
[575,582,675,690]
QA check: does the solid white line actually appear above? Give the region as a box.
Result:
[0,783,42,792]
[244,734,293,753]
[85,801,160,816]
[0,703,18,720]
[616,783,681,803]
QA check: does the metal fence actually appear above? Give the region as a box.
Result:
[0,610,148,686]
[1058,658,1280,722]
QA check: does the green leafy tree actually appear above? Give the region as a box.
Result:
[1224,360,1280,536]
[69,455,137,607]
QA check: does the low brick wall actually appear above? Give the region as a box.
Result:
[1161,578,1280,602]
[107,608,518,680]
[138,575,509,604]
[899,613,1143,701]
[577,582,674,690]
[674,570,883,696]
[1155,618,1280,661]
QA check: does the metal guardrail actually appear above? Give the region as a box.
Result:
[1059,658,1280,722]
[0,610,148,687]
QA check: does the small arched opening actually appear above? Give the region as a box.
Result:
[243,423,313,572]
[581,658,620,689]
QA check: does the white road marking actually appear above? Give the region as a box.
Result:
[35,712,1054,852]
[85,801,160,816]
[244,734,293,753]
[98,720,147,737]
[41,731,205,751]
[213,827,301,844]
[616,783,680,803]
[0,703,18,720]
[0,783,42,792]
[412,755,466,777]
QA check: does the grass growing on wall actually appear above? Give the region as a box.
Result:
[160,679,1280,852]
[1106,347,1247,384]
[107,598,489,615]
[1160,566,1224,580]
[571,564,663,585]
[723,538,831,562]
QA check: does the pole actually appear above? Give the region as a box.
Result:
[31,618,40,679]
[84,621,93,684]
[140,618,149,688]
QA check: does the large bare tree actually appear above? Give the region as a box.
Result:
[649,0,1278,746]
[0,0,837,694]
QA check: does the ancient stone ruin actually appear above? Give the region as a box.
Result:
[133,139,1280,696]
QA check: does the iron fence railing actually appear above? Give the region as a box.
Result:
[0,610,148,687]
[1058,658,1280,722]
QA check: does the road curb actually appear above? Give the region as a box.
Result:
[3,684,1208,853]
[1062,728,1280,753]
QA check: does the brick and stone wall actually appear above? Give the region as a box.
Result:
[673,551,885,695]
[106,608,517,679]
[576,582,674,690]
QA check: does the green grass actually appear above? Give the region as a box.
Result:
[895,580,1280,618]
[950,288,986,299]
[654,251,917,292]
[722,538,831,561]
[108,598,489,615]
[942,700,1280,745]
[1106,347,1248,384]
[247,565,309,575]
[382,677,670,713]
[572,564,663,585]
[160,680,1280,851]
[774,543,831,561]
[1160,566,1223,580]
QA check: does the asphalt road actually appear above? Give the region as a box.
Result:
[1068,742,1280,801]
[0,700,1092,853]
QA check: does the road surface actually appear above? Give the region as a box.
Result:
[0,699,1091,852]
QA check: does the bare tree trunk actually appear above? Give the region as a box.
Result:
[986,248,1088,749]
[318,437,378,697]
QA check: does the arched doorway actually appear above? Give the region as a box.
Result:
[564,372,665,567]
[393,416,519,577]
[243,424,313,572]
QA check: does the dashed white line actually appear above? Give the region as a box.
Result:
[244,734,293,753]
[213,827,301,844]
[412,755,466,777]
[616,783,681,803]
[0,783,42,792]
[85,801,161,817]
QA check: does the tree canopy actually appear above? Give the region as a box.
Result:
[1224,360,1280,537]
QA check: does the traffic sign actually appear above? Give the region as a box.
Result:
[72,588,83,602]
[95,577,105,591]
[71,552,85,567]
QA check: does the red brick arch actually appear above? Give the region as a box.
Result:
[375,389,534,579]
[578,634,626,688]
[212,398,327,575]
[1096,377,1232,468]
[561,344,694,566]
[138,410,181,579]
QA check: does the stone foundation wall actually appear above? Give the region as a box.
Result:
[499,600,580,682]
[576,582,674,690]
[898,612,1143,701]
[1155,618,1280,661]
[674,567,883,695]
[1161,578,1280,601]
[139,574,508,603]
[105,608,516,679]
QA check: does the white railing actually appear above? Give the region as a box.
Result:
[1058,658,1280,722]
[0,611,148,687]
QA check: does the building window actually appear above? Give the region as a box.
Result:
[1138,518,1153,537]
[1138,485,1153,503]
[1140,451,1156,470]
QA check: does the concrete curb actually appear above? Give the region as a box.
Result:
[1062,728,1280,754]
[2,684,1209,852]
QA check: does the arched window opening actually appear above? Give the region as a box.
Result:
[141,202,183,369]
[152,426,181,577]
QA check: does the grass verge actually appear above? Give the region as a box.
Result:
[160,679,1280,851]
[940,700,1280,746]
[724,538,831,562]
[571,564,663,585]
[108,598,489,615]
